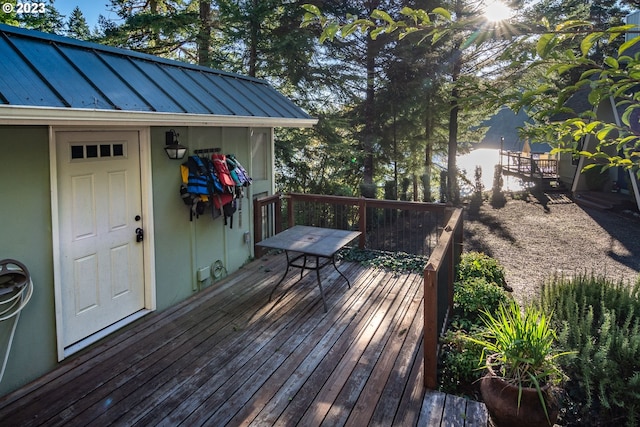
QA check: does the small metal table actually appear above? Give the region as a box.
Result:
[256,225,361,312]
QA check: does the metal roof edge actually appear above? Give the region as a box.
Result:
[0,105,318,128]
[0,23,270,86]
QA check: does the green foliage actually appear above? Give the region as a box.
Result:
[66,6,90,39]
[541,274,640,425]
[453,277,510,331]
[508,26,640,175]
[464,299,570,425]
[457,251,507,288]
[468,301,568,388]
[337,248,427,274]
[438,254,510,395]
[439,328,485,395]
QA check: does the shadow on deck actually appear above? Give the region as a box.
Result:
[0,254,486,426]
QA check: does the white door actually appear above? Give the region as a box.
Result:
[56,131,145,348]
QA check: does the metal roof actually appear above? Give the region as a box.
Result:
[0,24,315,127]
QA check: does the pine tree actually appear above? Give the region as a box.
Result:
[66,6,90,40]
[17,0,65,34]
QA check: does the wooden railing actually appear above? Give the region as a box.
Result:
[423,207,463,388]
[254,192,448,257]
[253,192,463,389]
[253,193,283,257]
[501,150,558,181]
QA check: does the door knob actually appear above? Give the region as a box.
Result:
[135,227,144,242]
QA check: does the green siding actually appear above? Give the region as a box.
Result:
[151,127,258,310]
[0,126,57,395]
[0,125,272,397]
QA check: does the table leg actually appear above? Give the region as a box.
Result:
[316,256,328,312]
[300,255,307,280]
[269,250,292,302]
[331,255,351,288]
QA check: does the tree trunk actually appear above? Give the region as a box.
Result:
[363,30,376,187]
[150,0,160,48]
[248,0,259,77]
[198,0,212,66]
[447,1,463,204]
[423,142,432,202]
[448,67,460,203]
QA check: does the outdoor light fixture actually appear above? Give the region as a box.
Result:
[164,129,187,160]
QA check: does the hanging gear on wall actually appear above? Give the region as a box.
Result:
[211,151,236,191]
[179,148,252,228]
[226,154,252,187]
[0,259,33,383]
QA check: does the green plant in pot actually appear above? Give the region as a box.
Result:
[467,301,571,427]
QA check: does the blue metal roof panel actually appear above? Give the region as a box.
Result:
[0,24,313,122]
[0,35,66,107]
[231,78,283,117]
[131,60,213,114]
[242,80,308,118]
[57,45,152,111]
[170,69,235,115]
[199,74,255,116]
[9,36,111,109]
[99,54,185,113]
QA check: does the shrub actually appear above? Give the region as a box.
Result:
[457,251,507,288]
[453,277,510,331]
[540,274,640,426]
[439,255,510,396]
[439,328,485,396]
[338,247,427,274]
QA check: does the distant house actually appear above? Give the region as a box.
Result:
[0,24,315,396]
[561,92,640,207]
[554,63,640,210]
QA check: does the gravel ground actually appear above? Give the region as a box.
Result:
[463,193,640,304]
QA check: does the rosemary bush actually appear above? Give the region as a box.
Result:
[541,274,640,426]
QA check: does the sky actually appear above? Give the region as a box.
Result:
[53,0,119,29]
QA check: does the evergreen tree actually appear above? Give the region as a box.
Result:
[17,0,65,34]
[66,6,90,39]
[99,0,200,59]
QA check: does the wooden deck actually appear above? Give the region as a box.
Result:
[501,150,560,189]
[0,254,486,426]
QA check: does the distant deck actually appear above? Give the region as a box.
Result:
[0,254,486,426]
[501,150,559,185]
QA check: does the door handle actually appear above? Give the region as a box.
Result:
[135,227,144,242]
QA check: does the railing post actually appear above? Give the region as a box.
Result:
[358,197,366,249]
[530,154,534,181]
[253,197,263,258]
[424,263,438,389]
[287,194,295,228]
[275,194,282,234]
[447,225,455,314]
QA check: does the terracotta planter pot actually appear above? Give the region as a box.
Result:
[480,359,559,427]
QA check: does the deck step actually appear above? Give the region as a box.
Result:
[574,193,614,210]
[419,390,487,426]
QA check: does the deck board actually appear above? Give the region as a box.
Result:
[0,253,486,427]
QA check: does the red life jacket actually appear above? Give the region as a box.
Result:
[211,153,236,188]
